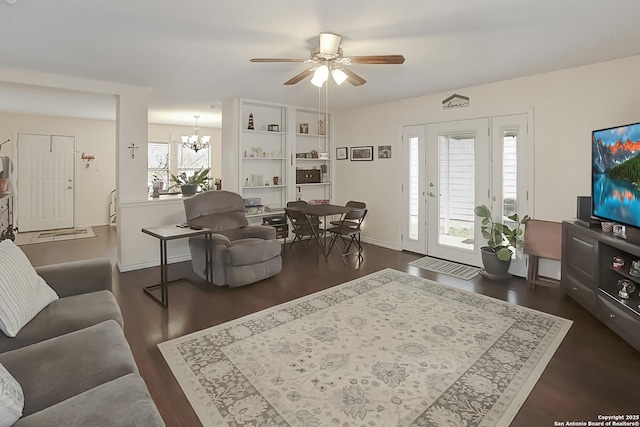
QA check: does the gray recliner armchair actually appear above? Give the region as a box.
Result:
[183,190,282,287]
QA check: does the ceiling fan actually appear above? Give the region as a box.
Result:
[250,32,405,87]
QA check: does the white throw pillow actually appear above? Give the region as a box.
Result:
[0,240,59,337]
[0,363,23,427]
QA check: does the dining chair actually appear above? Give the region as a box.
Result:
[330,201,366,228]
[285,208,321,253]
[287,200,322,227]
[326,208,367,264]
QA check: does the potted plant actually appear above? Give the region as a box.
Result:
[169,167,211,195]
[474,204,531,279]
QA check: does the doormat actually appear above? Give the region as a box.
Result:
[409,255,480,280]
[37,228,89,238]
[158,268,572,427]
[15,227,95,246]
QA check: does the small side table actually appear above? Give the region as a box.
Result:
[141,224,213,307]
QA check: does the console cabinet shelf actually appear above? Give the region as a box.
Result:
[562,221,640,351]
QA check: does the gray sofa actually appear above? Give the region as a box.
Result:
[0,258,165,426]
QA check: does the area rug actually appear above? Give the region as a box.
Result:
[409,255,481,280]
[159,268,571,427]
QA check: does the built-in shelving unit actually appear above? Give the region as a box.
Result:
[234,100,289,218]
[294,108,331,203]
[221,98,334,215]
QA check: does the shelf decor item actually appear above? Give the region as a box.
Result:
[350,146,373,161]
[247,113,254,130]
[617,279,635,299]
[612,256,625,268]
[299,123,309,134]
[629,260,640,277]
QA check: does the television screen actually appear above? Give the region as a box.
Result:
[592,121,640,228]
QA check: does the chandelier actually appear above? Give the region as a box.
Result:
[181,115,210,152]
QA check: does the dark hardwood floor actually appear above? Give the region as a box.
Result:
[20,226,640,426]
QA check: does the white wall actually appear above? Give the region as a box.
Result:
[334,55,640,250]
[0,112,116,228]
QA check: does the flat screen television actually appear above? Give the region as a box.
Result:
[592,121,640,228]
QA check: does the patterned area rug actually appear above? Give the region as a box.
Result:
[409,256,481,280]
[159,268,571,427]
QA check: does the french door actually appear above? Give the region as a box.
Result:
[402,114,532,273]
[426,119,489,266]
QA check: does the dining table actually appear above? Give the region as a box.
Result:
[285,203,354,257]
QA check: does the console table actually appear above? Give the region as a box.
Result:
[562,220,640,351]
[141,224,212,307]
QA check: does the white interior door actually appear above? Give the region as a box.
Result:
[17,134,75,232]
[401,125,426,253]
[426,119,490,266]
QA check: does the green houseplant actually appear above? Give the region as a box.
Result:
[474,204,530,278]
[169,167,211,195]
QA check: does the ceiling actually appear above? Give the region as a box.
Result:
[1,0,640,128]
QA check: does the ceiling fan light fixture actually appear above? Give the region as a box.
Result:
[331,68,348,85]
[319,33,341,55]
[311,65,329,87]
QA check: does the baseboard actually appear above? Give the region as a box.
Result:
[117,254,192,272]
[360,236,401,251]
[76,221,109,228]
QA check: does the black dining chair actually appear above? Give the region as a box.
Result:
[287,200,322,227]
[285,208,321,253]
[330,201,366,228]
[326,208,367,264]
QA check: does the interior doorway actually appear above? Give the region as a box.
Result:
[17,133,75,232]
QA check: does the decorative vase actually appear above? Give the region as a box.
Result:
[0,178,8,192]
[479,246,512,279]
[181,184,198,195]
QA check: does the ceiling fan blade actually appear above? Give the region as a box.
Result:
[284,68,316,85]
[342,68,367,86]
[349,55,405,65]
[250,58,306,63]
[319,32,341,55]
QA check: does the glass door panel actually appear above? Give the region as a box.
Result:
[401,125,426,253]
[437,133,475,251]
[427,119,489,266]
[491,114,531,277]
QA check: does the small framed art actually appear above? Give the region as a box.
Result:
[350,146,373,161]
[378,145,391,159]
[336,147,348,160]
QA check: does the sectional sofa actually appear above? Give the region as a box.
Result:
[0,257,165,426]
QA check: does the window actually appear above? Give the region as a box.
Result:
[147,142,210,191]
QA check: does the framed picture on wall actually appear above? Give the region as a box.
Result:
[336,147,348,160]
[378,145,391,159]
[350,146,373,161]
